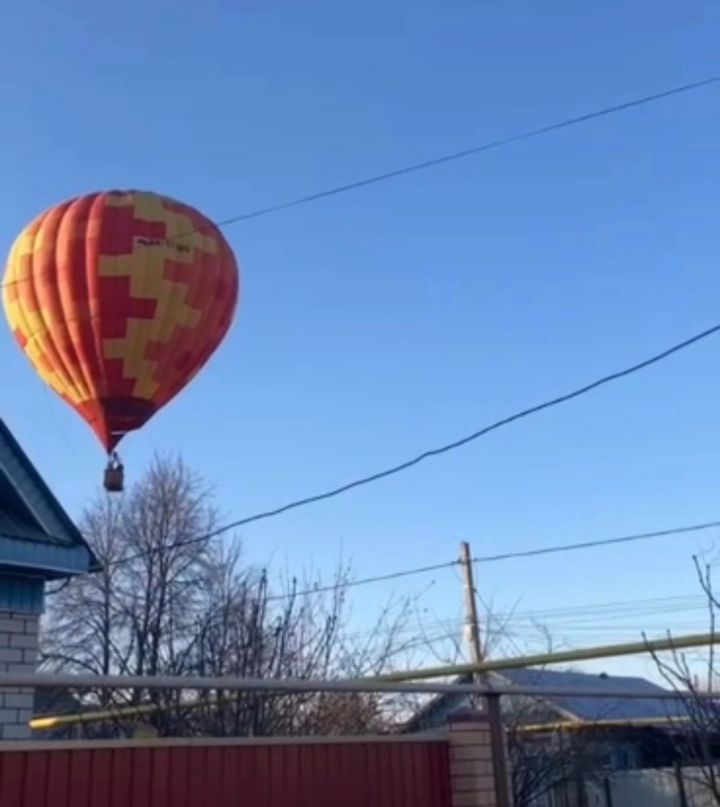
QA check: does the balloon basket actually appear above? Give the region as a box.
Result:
[104,454,124,493]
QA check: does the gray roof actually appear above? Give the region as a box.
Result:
[403,668,688,733]
[500,668,688,722]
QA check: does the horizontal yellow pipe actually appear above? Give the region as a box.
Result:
[517,715,692,733]
[378,632,719,682]
[31,702,160,731]
[30,632,715,731]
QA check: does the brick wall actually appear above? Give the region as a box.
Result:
[0,611,39,740]
[448,711,513,807]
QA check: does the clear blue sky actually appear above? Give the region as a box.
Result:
[1,0,719,676]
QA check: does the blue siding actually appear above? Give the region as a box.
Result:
[0,534,91,576]
[0,574,44,613]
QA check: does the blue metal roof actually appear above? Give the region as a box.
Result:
[500,668,688,721]
[403,668,688,732]
[0,419,98,578]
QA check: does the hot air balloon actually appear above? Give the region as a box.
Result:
[2,190,240,491]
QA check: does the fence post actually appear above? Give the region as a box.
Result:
[603,776,614,807]
[448,707,513,807]
[674,762,689,807]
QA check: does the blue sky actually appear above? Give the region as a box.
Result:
[1,0,719,677]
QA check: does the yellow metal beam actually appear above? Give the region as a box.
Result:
[377,632,718,682]
[31,702,160,731]
[516,715,692,733]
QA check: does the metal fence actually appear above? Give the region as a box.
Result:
[0,735,452,807]
[1,672,717,807]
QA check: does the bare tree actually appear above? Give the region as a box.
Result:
[173,547,390,737]
[41,455,413,738]
[480,613,606,807]
[505,700,605,807]
[647,556,720,805]
[495,636,606,807]
[43,456,215,720]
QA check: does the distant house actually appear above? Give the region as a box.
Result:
[0,419,97,740]
[404,668,688,771]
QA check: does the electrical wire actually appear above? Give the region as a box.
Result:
[343,593,712,641]
[2,77,717,295]
[508,594,704,619]
[344,593,714,649]
[264,560,459,602]
[112,323,720,557]
[210,76,720,229]
[495,596,700,622]
[100,518,720,618]
[472,520,720,565]
[4,82,719,560]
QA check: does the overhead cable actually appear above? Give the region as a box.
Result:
[212,77,720,228]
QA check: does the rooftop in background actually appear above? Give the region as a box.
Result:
[404,668,688,733]
[500,667,687,722]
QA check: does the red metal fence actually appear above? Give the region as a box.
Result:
[0,737,451,807]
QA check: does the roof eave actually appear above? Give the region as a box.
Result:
[0,534,95,579]
[0,420,99,570]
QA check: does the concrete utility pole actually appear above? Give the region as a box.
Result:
[460,541,484,664]
[459,541,512,807]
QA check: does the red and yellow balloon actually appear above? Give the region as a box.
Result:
[2,190,239,455]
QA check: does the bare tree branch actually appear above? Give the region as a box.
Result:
[43,455,413,738]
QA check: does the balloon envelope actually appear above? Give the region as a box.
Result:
[3,190,239,451]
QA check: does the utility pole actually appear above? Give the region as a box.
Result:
[459,541,512,807]
[460,541,484,664]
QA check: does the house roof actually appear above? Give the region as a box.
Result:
[499,668,687,722]
[0,419,98,578]
[403,668,687,733]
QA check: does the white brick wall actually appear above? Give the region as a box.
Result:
[449,712,513,807]
[0,611,38,741]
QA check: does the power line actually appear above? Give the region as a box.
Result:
[484,594,707,622]
[2,77,717,296]
[114,318,720,562]
[509,604,706,626]
[473,520,720,565]
[411,599,708,633]
[103,518,720,613]
[211,76,720,229]
[520,622,708,633]
[264,560,459,602]
[347,593,712,639]
[15,81,720,563]
[262,521,720,601]
[163,323,720,543]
